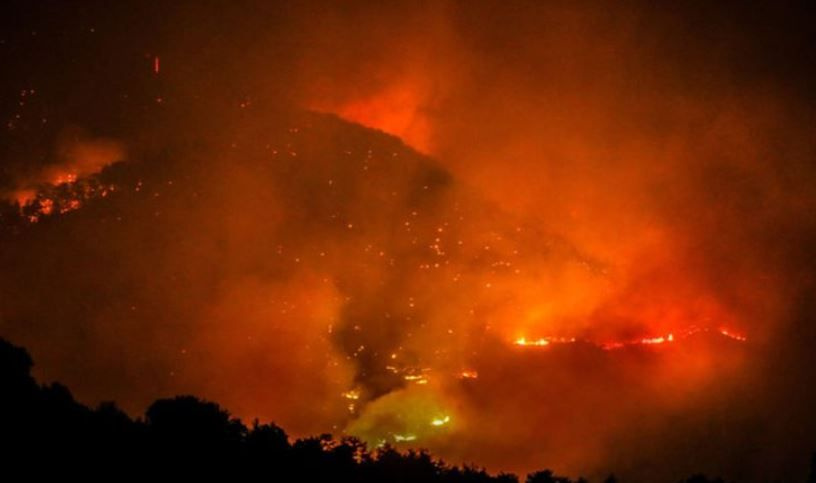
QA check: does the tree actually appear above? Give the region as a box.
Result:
[145,395,246,459]
[526,469,573,483]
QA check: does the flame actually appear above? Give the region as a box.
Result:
[404,374,430,385]
[718,328,748,342]
[514,326,747,351]
[12,176,117,223]
[515,337,550,347]
[430,415,451,427]
[3,135,124,217]
[514,336,577,347]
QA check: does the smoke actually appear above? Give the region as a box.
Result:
[1,1,815,481]
[2,129,124,206]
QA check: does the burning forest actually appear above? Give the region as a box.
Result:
[1,1,816,482]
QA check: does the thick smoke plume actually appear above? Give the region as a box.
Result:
[1,1,815,481]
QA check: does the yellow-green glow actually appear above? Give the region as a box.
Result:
[431,415,450,427]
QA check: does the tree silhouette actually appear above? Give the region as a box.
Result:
[527,469,574,483]
[0,336,806,482]
[809,452,816,483]
[680,475,726,483]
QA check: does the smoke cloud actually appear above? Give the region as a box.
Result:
[1,1,815,481]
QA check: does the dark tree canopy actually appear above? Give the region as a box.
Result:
[0,337,783,482]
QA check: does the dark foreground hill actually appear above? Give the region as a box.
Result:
[0,336,789,482]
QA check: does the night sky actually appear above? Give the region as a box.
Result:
[2,1,816,481]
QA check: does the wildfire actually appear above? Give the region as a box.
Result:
[514,327,746,351]
[638,335,672,345]
[514,336,577,347]
[1,135,124,219]
[11,175,117,223]
[515,337,550,347]
[388,366,433,385]
[51,172,78,184]
[404,374,430,385]
[430,416,451,427]
[718,328,748,342]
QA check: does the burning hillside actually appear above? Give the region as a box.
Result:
[0,105,755,478]
[2,2,816,482]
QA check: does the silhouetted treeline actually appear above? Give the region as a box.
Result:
[0,337,767,481]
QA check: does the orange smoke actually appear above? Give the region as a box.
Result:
[5,132,124,207]
[2,2,815,482]
[314,78,434,153]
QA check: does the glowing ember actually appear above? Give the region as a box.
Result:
[514,327,746,351]
[718,328,748,342]
[404,374,430,385]
[515,337,550,347]
[12,175,117,223]
[430,416,451,427]
[514,336,577,347]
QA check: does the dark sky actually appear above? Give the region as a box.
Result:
[1,1,816,481]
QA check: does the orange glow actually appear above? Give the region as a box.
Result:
[515,337,550,347]
[3,135,124,210]
[3,3,810,481]
[514,327,746,351]
[718,328,748,342]
[314,79,433,153]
